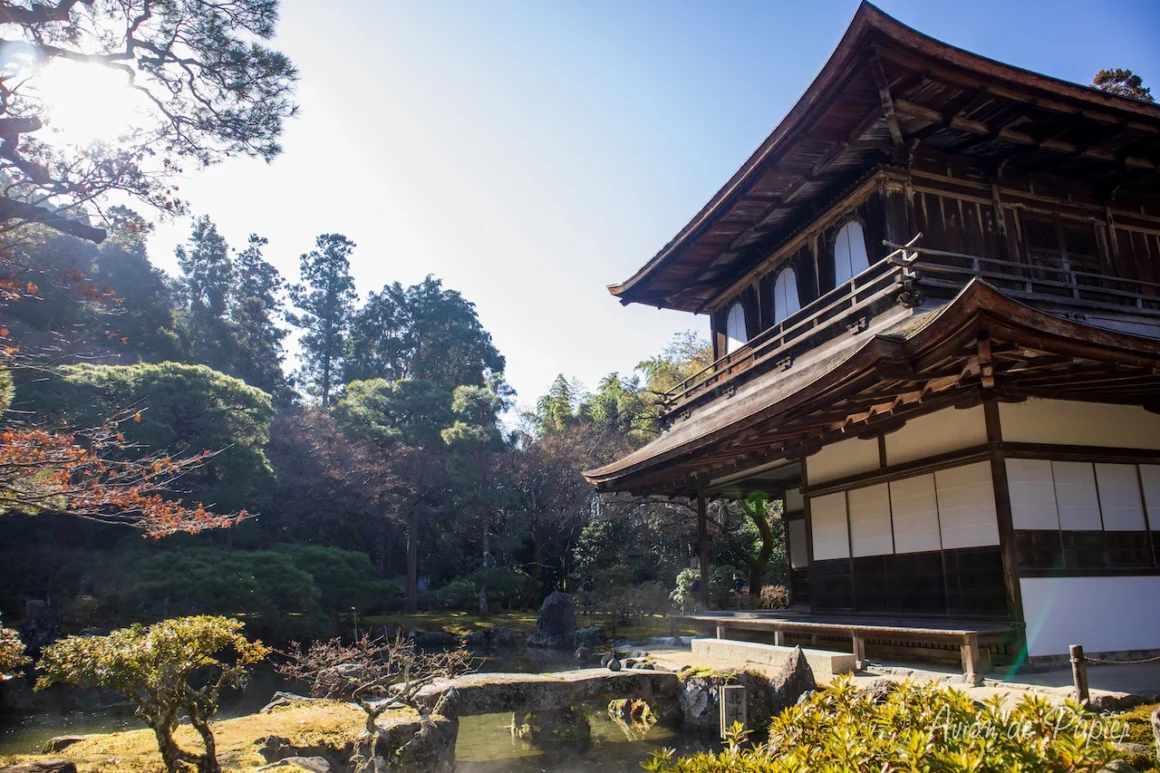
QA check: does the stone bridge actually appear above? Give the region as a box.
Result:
[414,667,680,717]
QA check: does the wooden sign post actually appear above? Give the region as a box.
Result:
[719,684,746,738]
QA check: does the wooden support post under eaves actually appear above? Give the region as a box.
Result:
[698,489,710,609]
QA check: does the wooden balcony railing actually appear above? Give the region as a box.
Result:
[660,235,1160,418]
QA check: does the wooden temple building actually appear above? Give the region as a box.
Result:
[584,3,1160,674]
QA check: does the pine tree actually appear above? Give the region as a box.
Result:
[289,234,358,405]
[1092,68,1153,102]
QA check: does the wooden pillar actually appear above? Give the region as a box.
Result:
[962,633,983,686]
[774,629,785,647]
[852,633,866,670]
[697,489,710,609]
[984,400,1024,627]
[1070,644,1090,704]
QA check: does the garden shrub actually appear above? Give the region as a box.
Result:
[671,566,739,613]
[644,676,1127,773]
[759,584,789,610]
[58,545,403,641]
[272,544,402,613]
[436,578,479,610]
[37,616,268,773]
[436,568,529,611]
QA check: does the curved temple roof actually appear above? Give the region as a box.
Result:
[585,281,1160,495]
[608,1,1160,313]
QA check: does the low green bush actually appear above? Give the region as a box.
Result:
[645,676,1127,773]
[57,545,401,641]
[272,544,402,613]
[435,568,528,611]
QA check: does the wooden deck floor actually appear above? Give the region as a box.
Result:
[675,611,1021,685]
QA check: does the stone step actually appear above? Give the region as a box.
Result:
[691,637,856,681]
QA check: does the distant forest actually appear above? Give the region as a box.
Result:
[1,211,784,642]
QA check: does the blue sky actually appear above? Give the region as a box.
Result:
[146,0,1160,414]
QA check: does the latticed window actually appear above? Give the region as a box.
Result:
[1021,216,1103,282]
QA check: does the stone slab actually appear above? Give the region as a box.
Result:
[691,637,856,681]
[414,667,679,717]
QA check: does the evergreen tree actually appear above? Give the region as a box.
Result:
[231,235,289,397]
[346,275,504,393]
[443,375,514,615]
[1092,68,1153,102]
[176,216,236,372]
[290,234,358,405]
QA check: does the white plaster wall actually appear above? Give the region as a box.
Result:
[885,405,988,467]
[788,519,808,569]
[1021,576,1160,657]
[785,487,804,514]
[810,491,849,561]
[1000,399,1160,450]
[807,437,880,485]
[848,483,894,557]
[933,462,1000,549]
[889,474,942,554]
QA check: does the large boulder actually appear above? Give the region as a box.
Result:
[257,757,331,773]
[527,591,577,648]
[0,763,77,773]
[19,600,61,655]
[768,646,817,715]
[575,627,605,648]
[39,737,87,754]
[511,707,591,745]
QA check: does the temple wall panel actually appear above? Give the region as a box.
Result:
[885,405,987,466]
[806,437,879,485]
[1021,576,1160,657]
[999,399,1160,449]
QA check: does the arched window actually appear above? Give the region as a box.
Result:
[773,268,800,324]
[833,220,870,286]
[724,302,747,354]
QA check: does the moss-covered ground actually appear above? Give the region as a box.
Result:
[361,610,699,641]
[1109,702,1159,773]
[0,700,416,773]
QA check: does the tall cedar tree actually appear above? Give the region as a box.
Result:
[176,216,235,371]
[231,235,289,397]
[0,1,297,244]
[1092,68,1154,102]
[290,234,358,405]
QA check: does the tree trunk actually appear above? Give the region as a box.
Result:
[478,450,491,618]
[149,719,185,773]
[191,717,220,773]
[406,455,422,613]
[745,502,775,599]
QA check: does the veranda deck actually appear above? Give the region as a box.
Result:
[675,611,1021,685]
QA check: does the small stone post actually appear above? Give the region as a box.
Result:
[719,684,746,739]
[1069,644,1089,705]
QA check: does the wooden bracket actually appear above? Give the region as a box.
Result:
[868,45,904,150]
[847,316,870,335]
[977,335,995,389]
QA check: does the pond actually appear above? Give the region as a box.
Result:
[0,650,718,769]
[456,703,717,773]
